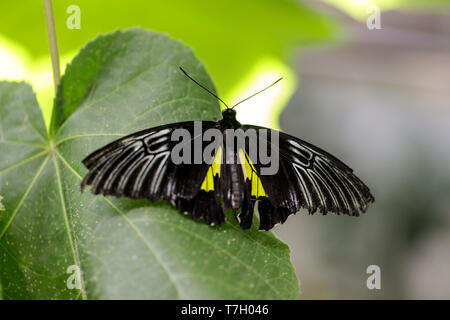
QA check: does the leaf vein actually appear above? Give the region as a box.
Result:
[0,156,50,241]
[55,133,125,147]
[54,156,88,300]
[54,53,174,137]
[134,217,282,296]
[55,150,182,299]
[0,150,48,176]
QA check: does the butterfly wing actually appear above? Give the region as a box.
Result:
[81,121,226,226]
[241,125,374,230]
[81,120,374,230]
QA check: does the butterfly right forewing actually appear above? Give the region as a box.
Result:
[240,125,374,230]
[278,131,374,215]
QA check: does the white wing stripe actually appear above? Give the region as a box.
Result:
[150,152,170,193]
[132,155,155,194]
[103,142,142,190]
[292,163,313,208]
[315,159,351,212]
[310,166,340,209]
[117,153,146,191]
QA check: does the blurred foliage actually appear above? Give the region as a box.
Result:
[1,0,448,129]
[0,0,338,128]
[323,0,450,19]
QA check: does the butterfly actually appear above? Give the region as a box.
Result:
[81,67,374,230]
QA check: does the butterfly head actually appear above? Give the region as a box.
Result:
[221,108,237,121]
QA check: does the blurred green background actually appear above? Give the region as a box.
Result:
[0,0,338,129]
[1,0,450,299]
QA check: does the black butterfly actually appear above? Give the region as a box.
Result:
[81,68,374,230]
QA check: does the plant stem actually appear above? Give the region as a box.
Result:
[43,0,61,93]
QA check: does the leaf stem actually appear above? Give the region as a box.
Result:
[43,0,61,93]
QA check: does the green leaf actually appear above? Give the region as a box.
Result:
[0,28,298,299]
[0,195,4,211]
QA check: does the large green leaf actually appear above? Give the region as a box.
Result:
[0,28,298,299]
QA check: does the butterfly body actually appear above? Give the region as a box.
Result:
[81,107,374,230]
[219,108,240,129]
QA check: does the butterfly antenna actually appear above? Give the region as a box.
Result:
[231,77,283,109]
[179,67,229,108]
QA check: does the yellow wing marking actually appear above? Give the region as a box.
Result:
[238,149,267,198]
[200,146,222,192]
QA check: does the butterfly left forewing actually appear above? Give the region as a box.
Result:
[82,121,224,226]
